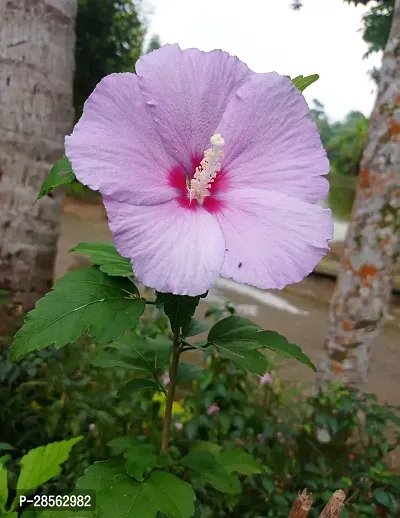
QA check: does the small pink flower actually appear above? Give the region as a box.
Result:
[207,403,220,416]
[260,372,273,386]
[65,44,332,296]
[174,422,183,431]
[161,371,170,385]
[88,423,96,432]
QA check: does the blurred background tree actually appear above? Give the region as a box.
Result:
[74,0,146,119]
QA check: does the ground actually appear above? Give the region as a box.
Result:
[57,197,400,407]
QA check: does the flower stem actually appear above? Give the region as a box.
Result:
[161,327,181,455]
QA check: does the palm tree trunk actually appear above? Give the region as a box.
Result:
[316,0,400,392]
[0,0,77,310]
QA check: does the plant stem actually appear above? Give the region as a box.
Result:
[161,328,181,455]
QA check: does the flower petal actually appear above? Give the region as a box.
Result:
[136,44,252,170]
[65,73,177,205]
[215,188,333,290]
[215,73,329,203]
[103,197,226,296]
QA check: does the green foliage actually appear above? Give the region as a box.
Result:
[78,461,195,518]
[11,268,145,359]
[155,293,207,334]
[310,101,369,220]
[0,439,80,515]
[291,74,319,92]
[182,318,209,338]
[37,156,75,200]
[177,364,204,385]
[69,243,133,277]
[74,0,145,118]
[181,450,241,494]
[16,438,82,498]
[124,443,166,481]
[206,316,315,374]
[349,0,394,57]
[0,465,8,513]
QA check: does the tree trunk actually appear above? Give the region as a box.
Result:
[0,0,77,311]
[316,0,400,391]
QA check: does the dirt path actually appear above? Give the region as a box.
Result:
[57,198,400,406]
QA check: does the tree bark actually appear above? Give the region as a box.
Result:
[316,0,400,391]
[0,0,77,310]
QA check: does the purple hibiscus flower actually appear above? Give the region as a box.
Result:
[65,44,333,296]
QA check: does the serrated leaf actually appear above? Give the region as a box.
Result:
[76,458,126,492]
[16,437,82,496]
[156,293,207,333]
[208,316,314,372]
[292,74,319,92]
[258,331,315,371]
[219,449,262,475]
[107,437,141,456]
[70,242,133,277]
[37,156,75,200]
[93,336,171,373]
[181,451,241,494]
[118,378,159,398]
[94,471,195,518]
[176,363,204,385]
[124,444,166,481]
[11,268,145,359]
[0,464,8,512]
[182,318,209,337]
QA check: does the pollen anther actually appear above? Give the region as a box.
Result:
[188,133,224,204]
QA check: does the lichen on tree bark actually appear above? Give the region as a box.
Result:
[317,0,400,391]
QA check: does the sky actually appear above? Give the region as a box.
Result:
[145,0,383,121]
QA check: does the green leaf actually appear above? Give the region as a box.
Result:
[70,242,133,277]
[259,331,316,371]
[292,74,319,92]
[37,156,75,200]
[0,465,8,512]
[0,444,13,453]
[16,437,82,496]
[0,456,11,467]
[215,344,268,375]
[208,316,259,342]
[93,471,195,518]
[11,268,145,359]
[76,458,126,492]
[93,336,171,372]
[191,442,222,454]
[182,318,209,337]
[156,293,207,333]
[107,437,141,456]
[181,451,241,494]
[176,363,204,385]
[124,444,166,481]
[118,378,159,398]
[373,487,395,508]
[219,449,262,475]
[208,316,315,372]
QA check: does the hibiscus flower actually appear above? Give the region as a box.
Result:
[65,44,333,296]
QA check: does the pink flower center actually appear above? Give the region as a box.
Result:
[168,134,228,213]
